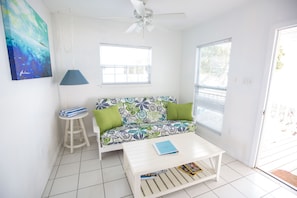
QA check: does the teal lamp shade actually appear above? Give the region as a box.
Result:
[60,70,88,85]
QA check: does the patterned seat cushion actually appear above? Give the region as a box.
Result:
[101,120,196,146]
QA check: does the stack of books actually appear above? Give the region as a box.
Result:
[59,107,88,117]
[178,162,202,176]
[141,170,167,180]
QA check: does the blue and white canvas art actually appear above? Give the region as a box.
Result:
[0,0,52,80]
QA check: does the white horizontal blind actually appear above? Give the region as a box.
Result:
[194,39,232,133]
[100,44,152,84]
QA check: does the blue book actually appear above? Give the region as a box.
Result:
[153,140,178,155]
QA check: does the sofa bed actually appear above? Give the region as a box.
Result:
[93,96,196,160]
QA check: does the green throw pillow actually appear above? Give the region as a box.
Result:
[167,102,193,121]
[93,105,123,135]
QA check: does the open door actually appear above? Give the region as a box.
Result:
[256,26,297,190]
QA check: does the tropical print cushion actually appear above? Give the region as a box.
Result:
[100,120,196,146]
[96,96,177,125]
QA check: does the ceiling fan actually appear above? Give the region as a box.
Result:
[126,0,185,33]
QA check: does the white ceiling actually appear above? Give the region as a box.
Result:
[42,0,253,30]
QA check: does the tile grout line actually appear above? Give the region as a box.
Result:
[228,181,254,198]
[76,146,84,198]
[100,157,107,198]
[46,147,64,198]
[118,149,134,198]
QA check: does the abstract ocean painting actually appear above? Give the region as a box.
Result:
[0,0,52,80]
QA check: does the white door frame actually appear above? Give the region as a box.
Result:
[249,22,297,167]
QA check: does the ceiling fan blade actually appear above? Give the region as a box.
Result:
[96,16,134,24]
[130,0,145,16]
[126,21,145,34]
[154,12,186,18]
[126,22,138,33]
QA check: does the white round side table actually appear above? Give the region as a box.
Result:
[59,112,90,153]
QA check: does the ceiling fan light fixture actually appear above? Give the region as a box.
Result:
[133,8,153,19]
[129,7,153,33]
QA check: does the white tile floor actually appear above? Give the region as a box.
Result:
[42,136,297,198]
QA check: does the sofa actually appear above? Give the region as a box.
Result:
[93,96,196,160]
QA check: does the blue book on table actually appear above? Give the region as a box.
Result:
[153,140,178,155]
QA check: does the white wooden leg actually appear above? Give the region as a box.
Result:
[64,120,69,147]
[79,118,90,146]
[215,154,223,181]
[70,119,74,153]
[96,134,102,160]
[209,155,222,181]
[133,175,142,198]
[99,151,102,160]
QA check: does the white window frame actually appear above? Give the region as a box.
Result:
[194,38,232,134]
[99,43,152,85]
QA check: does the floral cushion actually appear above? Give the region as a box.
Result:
[96,96,177,125]
[101,120,196,146]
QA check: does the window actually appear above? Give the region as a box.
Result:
[99,44,152,84]
[194,39,232,133]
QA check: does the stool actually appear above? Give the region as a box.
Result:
[59,112,90,153]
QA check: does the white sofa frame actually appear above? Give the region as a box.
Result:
[93,118,123,160]
[93,118,197,160]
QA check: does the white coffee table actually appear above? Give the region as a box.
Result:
[122,133,225,198]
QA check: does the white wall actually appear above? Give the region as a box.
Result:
[52,14,182,135]
[0,0,61,197]
[180,0,297,165]
[2,0,295,196]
